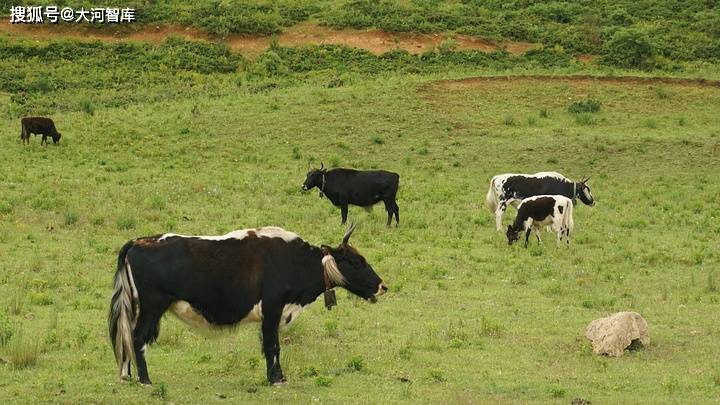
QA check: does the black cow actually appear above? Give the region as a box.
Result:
[108,224,387,386]
[506,195,574,247]
[486,171,594,231]
[302,163,400,227]
[20,117,62,146]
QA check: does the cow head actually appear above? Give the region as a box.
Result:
[322,223,387,303]
[576,176,595,206]
[52,132,61,144]
[506,225,520,246]
[302,162,326,191]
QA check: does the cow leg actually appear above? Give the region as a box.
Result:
[261,310,285,385]
[393,201,400,226]
[495,201,508,231]
[340,205,348,225]
[132,298,170,386]
[383,200,393,227]
[524,228,532,248]
[534,226,542,243]
[556,226,563,245]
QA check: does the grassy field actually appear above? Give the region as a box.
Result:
[1,32,720,404]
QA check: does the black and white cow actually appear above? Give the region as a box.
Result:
[302,163,400,227]
[108,224,387,386]
[486,172,594,231]
[506,195,574,247]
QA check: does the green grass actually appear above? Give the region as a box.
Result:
[1,37,720,403]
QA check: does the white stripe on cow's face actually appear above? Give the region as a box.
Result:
[159,226,299,242]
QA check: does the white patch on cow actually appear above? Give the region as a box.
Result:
[322,255,346,287]
[170,300,220,331]
[255,227,299,242]
[583,187,592,201]
[281,303,306,327]
[241,301,263,323]
[533,171,567,180]
[158,226,299,242]
[170,300,266,337]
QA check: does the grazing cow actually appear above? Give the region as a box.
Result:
[108,224,387,386]
[486,172,594,231]
[20,117,62,146]
[302,163,400,227]
[506,195,574,247]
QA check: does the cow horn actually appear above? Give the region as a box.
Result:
[342,222,357,246]
[581,175,591,183]
[320,161,324,170]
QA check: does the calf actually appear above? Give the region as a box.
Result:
[302,163,400,227]
[20,117,62,146]
[486,172,593,231]
[506,195,574,247]
[109,224,387,386]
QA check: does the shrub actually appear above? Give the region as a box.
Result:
[6,329,40,369]
[575,113,597,125]
[64,211,79,226]
[315,376,332,387]
[522,46,573,68]
[602,28,656,69]
[346,356,365,372]
[568,98,601,113]
[81,99,95,116]
[0,311,13,346]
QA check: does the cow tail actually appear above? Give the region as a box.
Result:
[486,177,498,213]
[109,240,139,380]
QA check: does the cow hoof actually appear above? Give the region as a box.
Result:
[272,381,287,387]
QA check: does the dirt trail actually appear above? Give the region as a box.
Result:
[0,20,535,56]
[429,74,720,89]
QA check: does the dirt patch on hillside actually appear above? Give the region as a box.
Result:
[0,20,535,57]
[429,75,720,90]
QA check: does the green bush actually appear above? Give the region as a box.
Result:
[522,46,573,68]
[602,28,656,69]
[568,98,602,114]
[0,311,13,346]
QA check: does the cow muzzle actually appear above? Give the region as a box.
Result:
[368,282,388,303]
